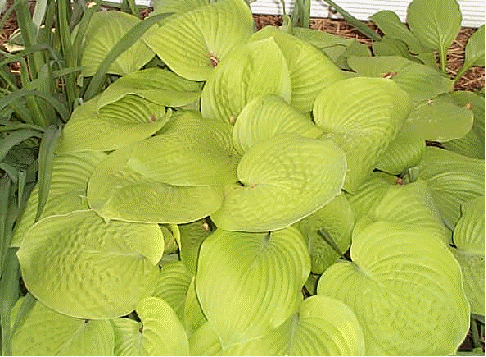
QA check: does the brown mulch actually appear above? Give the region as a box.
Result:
[0,5,484,92]
[254,14,485,92]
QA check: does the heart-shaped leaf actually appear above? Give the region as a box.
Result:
[87,144,224,224]
[293,194,354,274]
[151,261,193,322]
[57,94,167,153]
[17,210,163,318]
[196,227,310,347]
[211,135,346,232]
[417,147,485,226]
[190,295,365,355]
[251,27,346,112]
[200,37,291,124]
[318,221,470,355]
[96,68,202,109]
[451,196,485,316]
[313,77,411,192]
[407,0,462,53]
[11,298,115,355]
[144,0,254,81]
[232,94,323,154]
[81,11,154,76]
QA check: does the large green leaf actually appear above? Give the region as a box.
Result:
[11,298,115,355]
[151,261,193,322]
[318,221,470,355]
[57,95,167,153]
[417,147,485,226]
[11,150,107,247]
[196,227,310,348]
[152,0,210,14]
[250,27,346,112]
[443,91,485,159]
[407,0,462,53]
[313,77,411,193]
[451,196,485,316]
[17,210,163,318]
[211,135,346,232]
[81,11,154,76]
[200,37,291,124]
[87,144,224,224]
[96,68,202,109]
[184,278,207,334]
[375,123,425,175]
[112,297,189,355]
[190,296,365,355]
[232,94,323,154]
[406,93,474,142]
[464,25,485,68]
[127,111,240,187]
[179,219,213,275]
[293,194,354,274]
[144,0,253,81]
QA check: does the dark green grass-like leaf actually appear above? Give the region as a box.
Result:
[84,12,173,100]
[0,130,41,162]
[35,125,62,222]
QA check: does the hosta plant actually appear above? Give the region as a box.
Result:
[5,0,485,355]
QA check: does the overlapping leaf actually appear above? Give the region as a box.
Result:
[11,298,115,355]
[200,37,291,124]
[250,27,346,112]
[152,0,210,14]
[417,147,485,226]
[189,296,365,355]
[318,221,470,355]
[81,11,154,76]
[451,196,485,316]
[11,150,107,247]
[313,77,411,192]
[232,94,323,154]
[112,297,189,355]
[96,68,203,108]
[57,94,167,153]
[179,219,213,275]
[211,135,346,232]
[144,0,254,80]
[464,25,485,68]
[17,210,163,318]
[196,227,310,348]
[293,194,354,274]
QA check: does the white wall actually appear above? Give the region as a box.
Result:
[104,0,484,28]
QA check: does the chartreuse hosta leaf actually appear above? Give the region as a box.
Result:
[152,0,209,14]
[112,297,189,355]
[57,94,167,153]
[151,261,193,323]
[293,194,354,274]
[313,77,411,193]
[407,0,462,61]
[250,26,346,112]
[179,219,213,275]
[96,68,202,109]
[443,91,485,159]
[189,295,365,355]
[11,298,115,355]
[211,135,346,232]
[81,11,154,76]
[417,147,485,226]
[184,278,207,334]
[233,94,323,154]
[318,221,470,355]
[144,0,253,81]
[196,227,310,348]
[87,144,224,224]
[354,180,448,243]
[11,150,107,247]
[451,196,485,316]
[201,37,291,124]
[17,210,163,319]
[375,123,425,174]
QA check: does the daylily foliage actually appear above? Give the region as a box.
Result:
[10,0,484,355]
